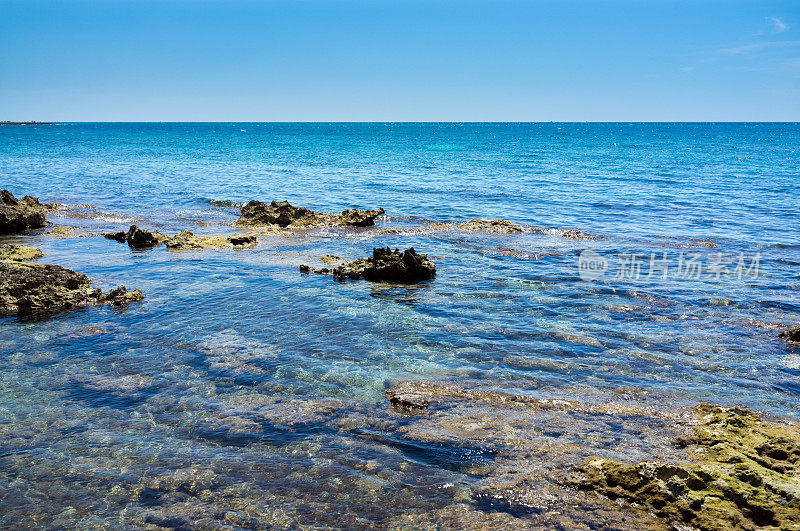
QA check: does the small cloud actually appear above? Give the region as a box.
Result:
[680,66,696,72]
[767,17,789,34]
[717,40,800,55]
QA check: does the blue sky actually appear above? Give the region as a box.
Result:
[1,0,798,121]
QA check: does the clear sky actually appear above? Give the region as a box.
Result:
[1,0,798,121]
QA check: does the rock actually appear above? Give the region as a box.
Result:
[457,218,523,234]
[47,226,96,238]
[0,261,144,316]
[332,247,436,283]
[385,386,430,411]
[228,234,257,246]
[103,225,168,248]
[104,286,145,306]
[340,208,385,227]
[165,230,257,250]
[320,254,343,265]
[238,200,317,227]
[575,403,800,531]
[779,326,800,344]
[0,243,43,262]
[299,265,331,275]
[561,229,593,240]
[236,200,384,228]
[0,190,49,234]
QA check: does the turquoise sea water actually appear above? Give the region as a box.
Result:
[1,123,799,528]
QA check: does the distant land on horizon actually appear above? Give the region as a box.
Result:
[0,121,55,125]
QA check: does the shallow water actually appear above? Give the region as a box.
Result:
[1,122,799,528]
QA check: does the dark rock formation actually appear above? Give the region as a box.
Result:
[236,200,384,228]
[239,200,315,227]
[299,265,331,275]
[0,243,43,262]
[340,208,385,227]
[0,261,144,316]
[104,286,145,306]
[103,225,168,249]
[575,403,800,531]
[779,326,800,344]
[332,247,436,283]
[227,234,257,246]
[0,190,49,234]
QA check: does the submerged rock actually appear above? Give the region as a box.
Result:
[47,226,97,238]
[561,229,593,240]
[165,230,257,250]
[779,326,800,344]
[0,190,49,234]
[457,218,523,234]
[0,243,43,262]
[385,386,430,411]
[0,261,144,316]
[575,403,800,531]
[332,247,436,283]
[236,200,384,228]
[103,225,168,248]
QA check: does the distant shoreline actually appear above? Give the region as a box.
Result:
[0,121,55,125]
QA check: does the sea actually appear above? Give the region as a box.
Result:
[1,122,798,528]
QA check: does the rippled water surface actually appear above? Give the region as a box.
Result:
[1,123,799,529]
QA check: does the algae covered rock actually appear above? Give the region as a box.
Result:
[0,243,44,262]
[165,230,257,250]
[236,200,384,228]
[0,261,144,316]
[457,218,523,234]
[332,247,436,283]
[575,403,800,531]
[779,326,800,344]
[0,190,49,234]
[104,225,168,248]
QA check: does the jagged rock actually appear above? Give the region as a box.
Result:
[239,200,315,226]
[575,403,800,531]
[457,218,523,234]
[779,326,800,344]
[0,261,144,316]
[103,225,168,248]
[104,286,145,306]
[0,190,49,234]
[332,247,436,283]
[236,200,384,228]
[340,208,385,227]
[0,243,43,262]
[165,230,257,250]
